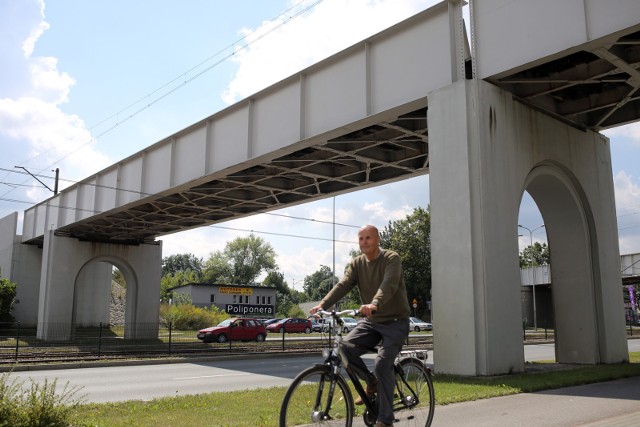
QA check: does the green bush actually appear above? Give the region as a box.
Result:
[0,278,16,324]
[159,303,229,330]
[0,372,85,427]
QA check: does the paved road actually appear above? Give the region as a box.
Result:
[7,340,640,404]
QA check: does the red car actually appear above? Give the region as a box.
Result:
[266,317,313,334]
[197,318,266,343]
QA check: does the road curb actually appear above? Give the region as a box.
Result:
[0,350,315,373]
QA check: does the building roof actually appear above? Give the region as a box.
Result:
[169,283,277,291]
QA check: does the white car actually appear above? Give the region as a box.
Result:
[409,317,432,332]
[321,317,358,333]
[341,317,358,333]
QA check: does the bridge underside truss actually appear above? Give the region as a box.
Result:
[53,108,428,245]
[489,29,640,131]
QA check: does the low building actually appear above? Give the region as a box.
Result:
[170,283,277,318]
[520,252,640,328]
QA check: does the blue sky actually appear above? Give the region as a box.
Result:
[1,0,639,289]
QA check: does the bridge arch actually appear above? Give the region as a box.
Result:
[524,162,601,363]
[73,255,140,337]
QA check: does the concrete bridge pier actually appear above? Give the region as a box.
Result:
[37,230,162,340]
[429,79,628,376]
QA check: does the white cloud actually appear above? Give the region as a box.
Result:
[363,201,413,223]
[29,57,75,104]
[604,122,640,145]
[0,0,111,203]
[21,0,48,57]
[614,170,640,213]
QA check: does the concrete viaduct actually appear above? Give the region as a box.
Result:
[1,0,639,375]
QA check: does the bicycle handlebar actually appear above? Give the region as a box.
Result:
[310,309,360,319]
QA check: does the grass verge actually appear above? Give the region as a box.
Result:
[70,352,640,427]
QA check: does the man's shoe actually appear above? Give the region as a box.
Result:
[374,421,393,427]
[354,382,377,405]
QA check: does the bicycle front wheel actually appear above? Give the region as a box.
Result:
[280,365,354,427]
[394,357,435,427]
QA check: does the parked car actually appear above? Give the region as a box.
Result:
[197,318,266,343]
[311,319,323,332]
[409,317,432,332]
[260,318,282,326]
[266,317,313,334]
[341,317,358,333]
[316,318,333,332]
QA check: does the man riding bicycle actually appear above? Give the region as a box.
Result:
[310,224,411,427]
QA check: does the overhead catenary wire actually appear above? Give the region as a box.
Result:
[0,193,358,244]
[2,0,325,191]
[0,167,367,229]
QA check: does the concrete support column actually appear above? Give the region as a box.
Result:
[37,231,162,340]
[429,80,627,375]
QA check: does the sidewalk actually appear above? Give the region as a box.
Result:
[429,376,640,426]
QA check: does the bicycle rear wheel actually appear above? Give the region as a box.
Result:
[280,365,354,427]
[393,357,435,427]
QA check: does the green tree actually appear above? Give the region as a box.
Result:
[112,266,125,287]
[380,206,431,318]
[303,265,338,302]
[519,242,550,267]
[160,270,202,303]
[0,276,17,323]
[287,305,305,318]
[203,234,276,285]
[224,234,277,284]
[162,253,203,277]
[202,252,233,283]
[264,271,293,317]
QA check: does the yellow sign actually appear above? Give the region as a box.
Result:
[220,287,253,295]
[412,298,418,305]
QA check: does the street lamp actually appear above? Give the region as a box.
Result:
[518,224,545,330]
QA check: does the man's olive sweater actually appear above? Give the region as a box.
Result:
[321,249,410,323]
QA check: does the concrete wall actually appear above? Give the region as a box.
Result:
[429,79,627,375]
[10,242,42,325]
[0,213,43,325]
[74,262,112,326]
[0,213,17,279]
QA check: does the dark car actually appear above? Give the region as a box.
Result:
[197,317,266,343]
[261,318,282,326]
[266,317,313,334]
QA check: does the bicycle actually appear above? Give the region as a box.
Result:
[280,309,435,427]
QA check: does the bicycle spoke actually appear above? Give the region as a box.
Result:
[393,358,435,427]
[280,366,353,427]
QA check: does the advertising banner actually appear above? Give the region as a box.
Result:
[220,287,253,295]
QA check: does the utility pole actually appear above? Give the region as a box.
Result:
[14,166,59,195]
[53,168,59,195]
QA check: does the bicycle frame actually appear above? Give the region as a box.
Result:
[313,309,426,421]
